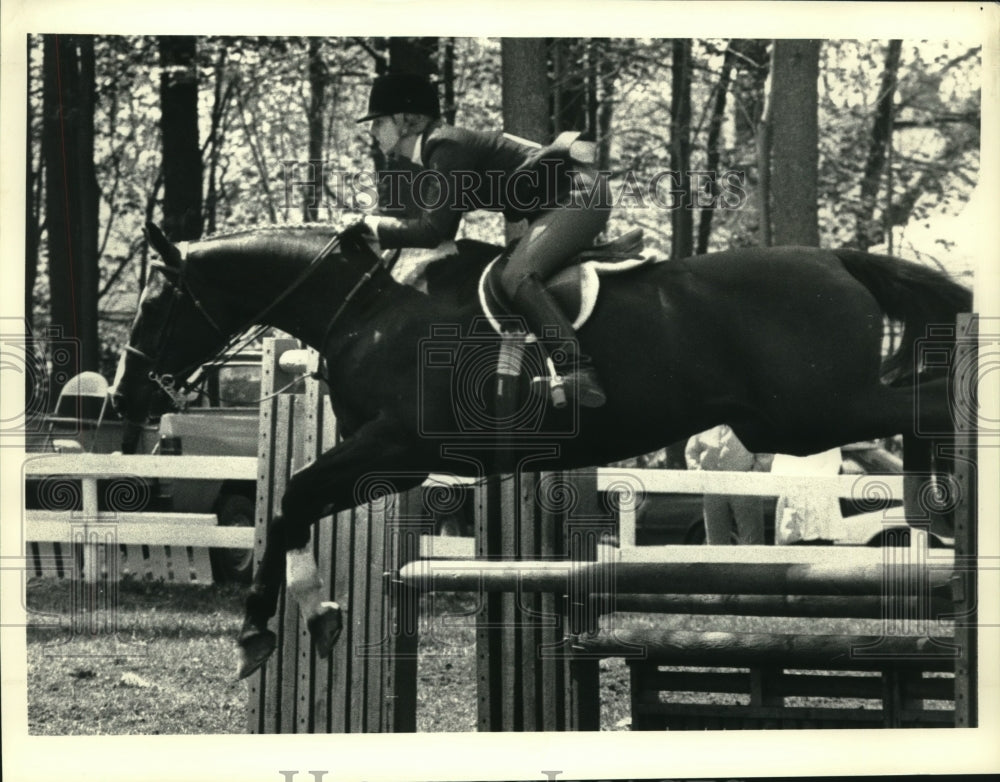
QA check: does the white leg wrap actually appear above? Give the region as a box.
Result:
[286,547,322,620]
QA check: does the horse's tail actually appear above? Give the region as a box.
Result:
[834,249,972,384]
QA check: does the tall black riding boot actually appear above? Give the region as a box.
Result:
[511,274,607,408]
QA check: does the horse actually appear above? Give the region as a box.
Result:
[111,222,971,678]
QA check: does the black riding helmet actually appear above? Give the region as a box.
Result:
[357,73,440,122]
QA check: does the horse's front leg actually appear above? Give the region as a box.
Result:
[237,509,342,680]
[236,508,291,679]
[237,415,426,679]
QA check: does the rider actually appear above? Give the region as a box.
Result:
[354,72,611,408]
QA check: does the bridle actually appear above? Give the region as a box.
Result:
[124,230,385,412]
[122,240,224,410]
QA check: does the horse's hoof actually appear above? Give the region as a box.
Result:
[308,602,343,658]
[237,629,277,680]
[563,367,607,408]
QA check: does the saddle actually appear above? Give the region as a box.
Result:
[479,228,651,335]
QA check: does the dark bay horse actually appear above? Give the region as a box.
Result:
[111,223,971,677]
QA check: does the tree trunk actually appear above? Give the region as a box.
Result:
[205,42,229,235]
[42,34,100,376]
[669,39,693,261]
[855,39,902,250]
[664,39,695,471]
[697,44,735,254]
[587,41,599,140]
[596,40,616,173]
[502,38,550,243]
[305,38,327,222]
[730,39,770,150]
[159,36,202,241]
[76,38,100,371]
[441,38,456,125]
[729,39,771,244]
[767,39,820,247]
[551,38,587,133]
[388,37,438,77]
[501,38,550,144]
[26,36,42,324]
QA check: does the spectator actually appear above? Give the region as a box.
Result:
[772,448,843,545]
[685,424,772,545]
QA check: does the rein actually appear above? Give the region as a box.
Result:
[237,234,343,340]
[199,232,344,370]
[319,251,386,353]
[134,231,389,411]
[144,232,344,401]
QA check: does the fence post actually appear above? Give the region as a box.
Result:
[247,338,414,733]
[952,313,977,727]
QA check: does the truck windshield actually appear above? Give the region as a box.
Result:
[216,365,260,407]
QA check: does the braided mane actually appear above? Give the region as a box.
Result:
[199,222,342,242]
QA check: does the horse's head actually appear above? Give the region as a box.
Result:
[110,223,240,428]
[112,220,391,437]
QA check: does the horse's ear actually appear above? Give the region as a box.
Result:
[144,222,183,272]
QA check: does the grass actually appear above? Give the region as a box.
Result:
[26,579,247,735]
[27,580,496,734]
[25,580,628,734]
[24,579,949,735]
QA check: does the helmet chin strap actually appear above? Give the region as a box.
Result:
[407,127,425,166]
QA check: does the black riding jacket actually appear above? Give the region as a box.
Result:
[375,122,577,249]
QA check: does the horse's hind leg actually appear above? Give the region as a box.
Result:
[837,378,954,530]
[823,377,950,445]
[898,377,957,533]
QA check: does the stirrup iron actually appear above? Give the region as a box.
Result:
[546,356,567,409]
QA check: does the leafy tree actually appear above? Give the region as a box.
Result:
[23,35,980,388]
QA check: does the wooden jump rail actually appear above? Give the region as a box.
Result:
[571,628,958,671]
[397,524,964,730]
[588,593,953,620]
[397,552,955,595]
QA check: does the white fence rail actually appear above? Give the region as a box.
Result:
[23,454,475,581]
[596,468,903,498]
[598,468,909,551]
[24,454,258,582]
[23,458,907,582]
[23,453,258,481]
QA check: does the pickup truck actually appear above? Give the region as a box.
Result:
[26,353,262,582]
